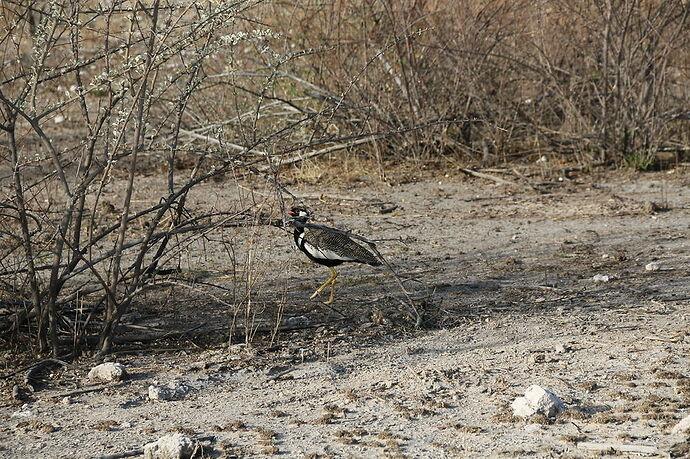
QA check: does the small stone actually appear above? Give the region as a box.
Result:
[187,361,208,371]
[592,274,610,283]
[672,414,690,434]
[524,423,542,433]
[555,344,569,354]
[61,396,73,405]
[227,344,246,354]
[645,262,661,271]
[282,316,309,327]
[88,362,127,382]
[148,383,191,401]
[512,385,565,418]
[53,114,65,124]
[143,433,194,459]
[528,353,546,364]
[374,380,396,390]
[554,344,570,354]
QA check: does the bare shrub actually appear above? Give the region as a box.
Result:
[1,0,688,358]
[267,0,689,166]
[0,0,312,356]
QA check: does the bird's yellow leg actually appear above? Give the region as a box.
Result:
[310,266,338,301]
[324,269,338,305]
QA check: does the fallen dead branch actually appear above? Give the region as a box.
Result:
[93,436,215,459]
[0,358,68,380]
[48,382,125,399]
[24,359,69,390]
[576,441,659,456]
[460,168,535,191]
[258,134,382,172]
[92,451,143,459]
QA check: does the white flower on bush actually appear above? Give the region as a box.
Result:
[221,32,249,46]
[221,28,281,47]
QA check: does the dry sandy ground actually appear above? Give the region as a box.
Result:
[1,169,690,458]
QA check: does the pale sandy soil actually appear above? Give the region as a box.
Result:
[1,169,689,458]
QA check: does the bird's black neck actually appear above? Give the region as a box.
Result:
[292,223,305,247]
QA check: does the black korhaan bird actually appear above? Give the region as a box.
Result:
[288,206,382,304]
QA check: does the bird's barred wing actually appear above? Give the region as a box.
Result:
[297,231,355,262]
[302,228,381,265]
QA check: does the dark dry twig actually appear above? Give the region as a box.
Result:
[460,168,535,191]
[48,382,125,399]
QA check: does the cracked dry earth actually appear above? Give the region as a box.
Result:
[2,170,690,458]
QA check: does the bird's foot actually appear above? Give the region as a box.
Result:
[311,278,335,300]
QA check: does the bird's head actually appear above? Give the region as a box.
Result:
[287,206,311,223]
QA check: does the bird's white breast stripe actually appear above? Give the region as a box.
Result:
[298,232,356,262]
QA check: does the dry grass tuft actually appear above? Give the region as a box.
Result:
[225,420,248,431]
[323,404,348,415]
[92,420,118,432]
[260,445,280,455]
[16,420,58,434]
[653,370,686,380]
[613,373,636,382]
[492,411,521,423]
[591,412,628,425]
[166,426,195,435]
[560,434,588,443]
[559,408,591,421]
[342,389,359,402]
[445,423,483,434]
[312,413,337,425]
[254,427,278,441]
[578,381,600,392]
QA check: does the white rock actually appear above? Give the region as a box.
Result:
[53,114,65,124]
[143,433,194,459]
[512,385,565,418]
[592,274,610,283]
[11,404,34,418]
[88,362,127,382]
[671,414,690,434]
[148,383,191,401]
[645,262,661,271]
